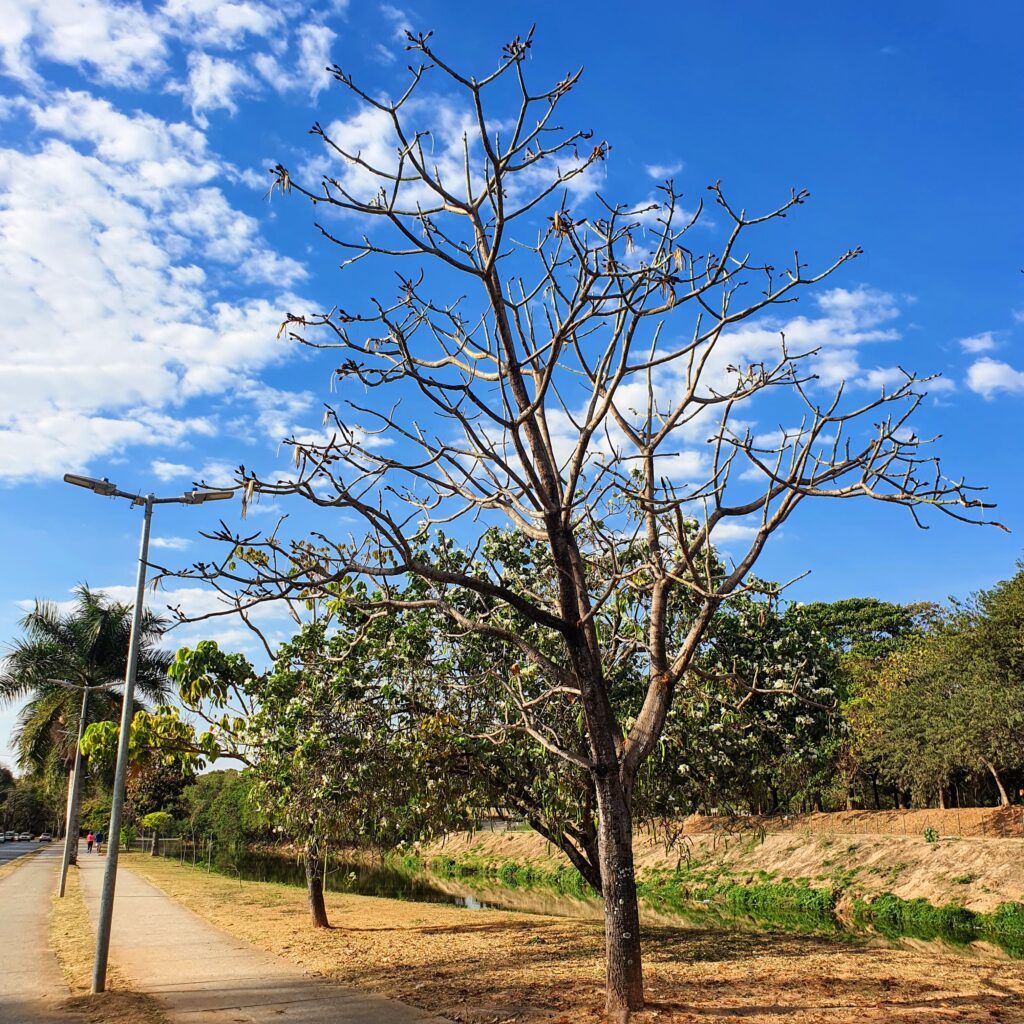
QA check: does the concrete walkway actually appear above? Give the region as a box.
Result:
[77,853,449,1023]
[0,844,82,1023]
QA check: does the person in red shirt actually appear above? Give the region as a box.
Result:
[86,831,94,854]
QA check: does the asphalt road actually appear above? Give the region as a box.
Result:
[0,838,54,865]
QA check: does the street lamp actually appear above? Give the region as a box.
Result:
[62,472,234,993]
[53,679,121,899]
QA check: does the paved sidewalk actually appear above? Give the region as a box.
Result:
[77,853,449,1023]
[0,844,83,1023]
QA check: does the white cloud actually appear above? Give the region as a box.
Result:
[254,22,336,99]
[958,331,997,354]
[163,0,283,49]
[966,358,1024,399]
[152,460,195,481]
[151,535,192,550]
[149,459,240,486]
[710,521,761,544]
[180,51,251,124]
[1,0,167,88]
[814,285,899,328]
[860,366,910,390]
[379,3,412,41]
[645,161,683,179]
[0,91,307,482]
[29,90,216,184]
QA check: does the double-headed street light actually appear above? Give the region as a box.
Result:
[63,472,234,993]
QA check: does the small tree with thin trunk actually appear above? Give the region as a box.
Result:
[172,30,997,1016]
[141,811,173,858]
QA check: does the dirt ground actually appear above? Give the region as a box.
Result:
[126,854,1024,1024]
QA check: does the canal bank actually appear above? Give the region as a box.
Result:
[157,820,1024,960]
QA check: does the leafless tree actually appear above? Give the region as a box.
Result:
[168,30,997,1016]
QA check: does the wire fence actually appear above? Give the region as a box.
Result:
[676,805,1024,841]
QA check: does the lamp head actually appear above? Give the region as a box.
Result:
[183,488,235,504]
[63,473,118,496]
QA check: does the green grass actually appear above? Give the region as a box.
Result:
[855,892,1024,957]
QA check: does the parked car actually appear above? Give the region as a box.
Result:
[3,831,14,841]
[18,832,31,841]
[38,833,52,842]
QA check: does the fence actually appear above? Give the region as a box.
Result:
[676,805,1024,840]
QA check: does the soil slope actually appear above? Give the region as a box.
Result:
[430,808,1024,912]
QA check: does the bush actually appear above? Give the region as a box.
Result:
[923,827,939,843]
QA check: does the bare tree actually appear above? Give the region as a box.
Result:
[170,30,997,1016]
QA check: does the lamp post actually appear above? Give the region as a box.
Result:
[55,679,121,898]
[63,473,233,993]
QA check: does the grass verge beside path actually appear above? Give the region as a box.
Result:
[126,853,1024,1024]
[48,865,171,1024]
[0,844,43,881]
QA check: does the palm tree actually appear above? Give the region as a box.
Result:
[0,585,172,858]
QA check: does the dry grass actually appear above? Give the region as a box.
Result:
[125,853,1024,1024]
[48,864,170,1024]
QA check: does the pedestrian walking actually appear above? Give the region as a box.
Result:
[95,829,104,854]
[86,831,94,854]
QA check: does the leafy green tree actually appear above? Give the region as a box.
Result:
[125,758,197,829]
[140,810,174,858]
[796,598,922,659]
[1,775,58,834]
[167,616,480,927]
[181,770,268,849]
[0,585,171,858]
[943,568,1024,804]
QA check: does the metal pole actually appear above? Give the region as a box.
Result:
[58,685,89,897]
[91,495,153,994]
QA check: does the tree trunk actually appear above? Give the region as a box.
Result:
[871,775,880,810]
[594,772,644,1018]
[151,830,160,856]
[983,759,1010,806]
[305,842,330,928]
[937,783,946,810]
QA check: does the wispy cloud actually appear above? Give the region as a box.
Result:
[150,536,192,551]
[958,331,998,354]
[644,161,683,179]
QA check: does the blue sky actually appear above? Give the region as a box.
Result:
[1,1,1022,769]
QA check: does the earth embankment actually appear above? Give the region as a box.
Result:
[430,808,1024,912]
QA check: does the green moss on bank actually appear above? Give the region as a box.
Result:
[854,892,1024,957]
